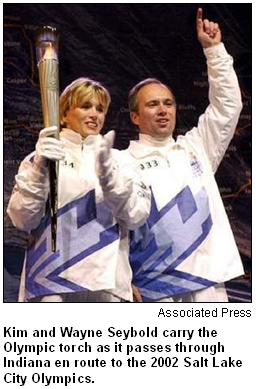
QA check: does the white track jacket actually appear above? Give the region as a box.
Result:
[7,130,150,302]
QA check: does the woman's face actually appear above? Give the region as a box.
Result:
[64,97,106,137]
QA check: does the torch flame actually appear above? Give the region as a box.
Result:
[43,43,57,60]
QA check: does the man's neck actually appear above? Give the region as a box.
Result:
[139,133,173,147]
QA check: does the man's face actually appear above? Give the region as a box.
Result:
[131,83,176,139]
[64,97,106,138]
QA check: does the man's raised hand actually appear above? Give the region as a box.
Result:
[196,8,222,48]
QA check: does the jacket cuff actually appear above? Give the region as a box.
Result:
[203,42,229,59]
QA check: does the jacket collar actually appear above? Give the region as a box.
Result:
[60,128,102,148]
[128,134,177,159]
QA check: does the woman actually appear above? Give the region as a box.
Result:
[7,78,150,302]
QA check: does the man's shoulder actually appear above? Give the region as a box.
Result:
[111,146,132,158]
[111,145,138,169]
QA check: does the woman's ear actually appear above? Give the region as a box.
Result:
[61,116,67,126]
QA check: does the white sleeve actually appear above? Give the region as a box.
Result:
[7,153,50,231]
[100,150,151,230]
[184,43,243,173]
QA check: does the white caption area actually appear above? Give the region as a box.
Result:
[2,303,254,388]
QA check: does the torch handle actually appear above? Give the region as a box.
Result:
[49,160,58,252]
[38,58,59,252]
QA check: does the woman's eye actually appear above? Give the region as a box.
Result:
[81,103,91,109]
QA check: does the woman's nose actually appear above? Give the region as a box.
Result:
[88,105,98,116]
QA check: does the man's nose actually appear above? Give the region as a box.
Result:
[157,103,167,115]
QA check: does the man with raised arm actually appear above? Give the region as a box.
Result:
[116,8,244,302]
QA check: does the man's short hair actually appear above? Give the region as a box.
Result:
[60,77,111,126]
[128,78,176,114]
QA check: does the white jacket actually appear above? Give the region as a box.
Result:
[7,130,150,302]
[114,43,244,302]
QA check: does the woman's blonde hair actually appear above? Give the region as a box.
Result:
[60,77,111,126]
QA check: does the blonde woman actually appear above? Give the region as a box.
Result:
[7,78,150,302]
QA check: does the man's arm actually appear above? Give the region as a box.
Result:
[184,8,243,173]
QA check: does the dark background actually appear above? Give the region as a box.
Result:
[3,4,251,301]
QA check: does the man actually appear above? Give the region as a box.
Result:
[115,8,244,302]
[7,77,150,302]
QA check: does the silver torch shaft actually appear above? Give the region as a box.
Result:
[36,26,60,252]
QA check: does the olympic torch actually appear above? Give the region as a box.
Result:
[36,26,60,252]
